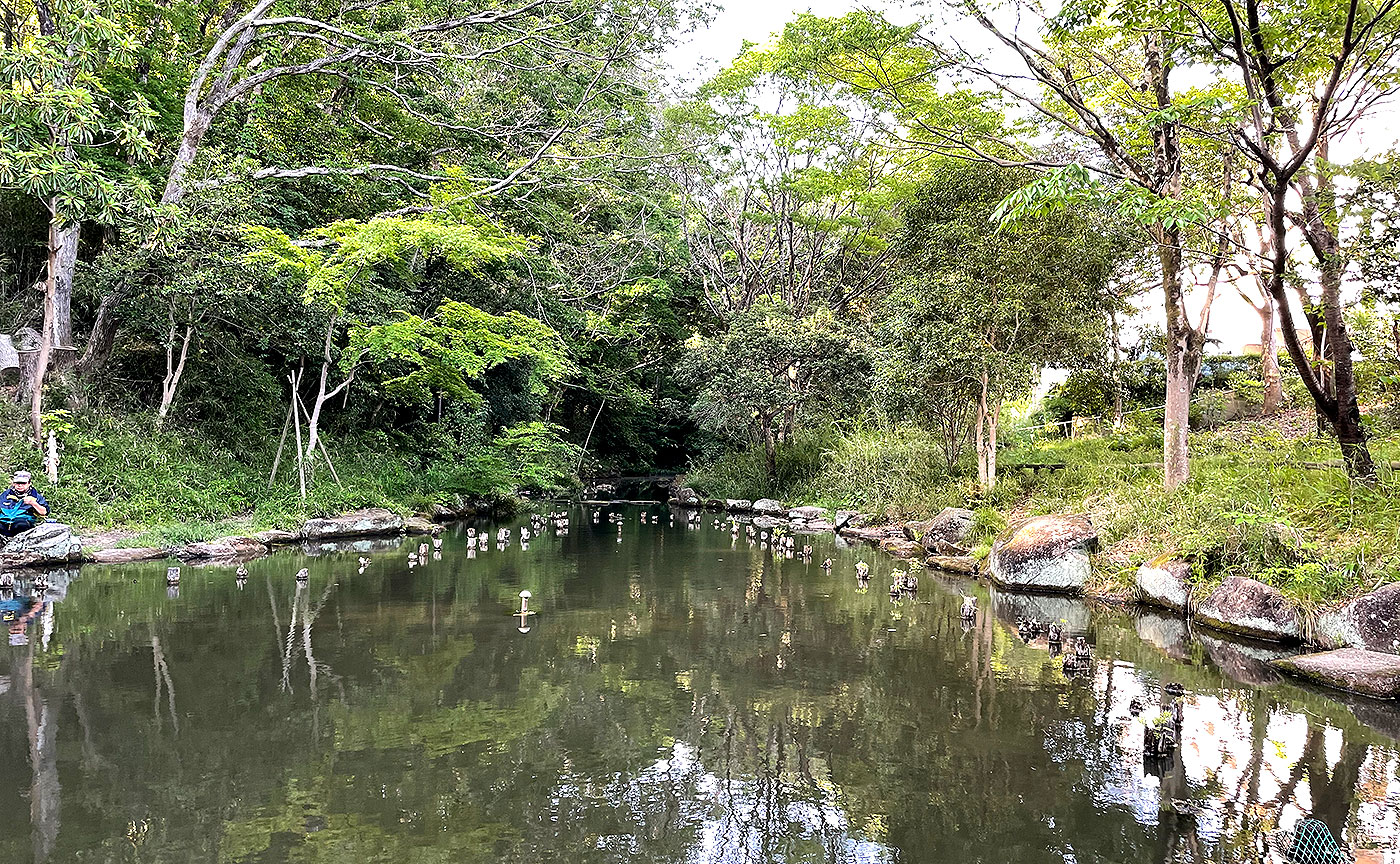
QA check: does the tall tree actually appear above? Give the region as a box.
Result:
[244,212,530,475]
[1195,0,1400,480]
[670,43,911,322]
[64,0,689,379]
[678,302,871,489]
[890,162,1123,490]
[0,0,157,443]
[741,10,1229,490]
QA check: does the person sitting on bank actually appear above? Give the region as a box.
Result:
[0,471,48,537]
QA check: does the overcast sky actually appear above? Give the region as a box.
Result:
[661,2,1399,354]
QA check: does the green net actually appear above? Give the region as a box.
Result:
[1274,818,1351,864]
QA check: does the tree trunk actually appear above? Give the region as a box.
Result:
[302,316,357,478]
[1110,310,1125,428]
[1317,253,1376,480]
[71,280,131,381]
[975,369,998,492]
[760,413,778,491]
[156,301,194,427]
[1264,177,1377,481]
[32,210,59,446]
[1159,239,1200,492]
[52,221,78,350]
[1163,346,1197,491]
[1257,293,1283,416]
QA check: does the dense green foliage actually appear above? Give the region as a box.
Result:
[0,0,1398,604]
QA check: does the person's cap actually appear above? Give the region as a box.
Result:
[11,471,30,483]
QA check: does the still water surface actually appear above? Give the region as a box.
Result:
[2,506,1399,863]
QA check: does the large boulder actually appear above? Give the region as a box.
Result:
[0,523,83,565]
[752,498,786,516]
[918,507,975,548]
[834,510,867,530]
[301,508,404,540]
[1194,575,1303,642]
[1315,583,1400,654]
[987,515,1096,594]
[672,486,701,506]
[178,535,266,560]
[788,505,829,521]
[725,499,754,513]
[1135,555,1194,613]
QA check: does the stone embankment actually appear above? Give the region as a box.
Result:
[673,486,1400,698]
[2,505,460,571]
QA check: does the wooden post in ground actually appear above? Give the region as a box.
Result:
[289,372,307,502]
[294,391,343,488]
[269,399,294,486]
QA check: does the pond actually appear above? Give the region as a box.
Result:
[2,505,1398,863]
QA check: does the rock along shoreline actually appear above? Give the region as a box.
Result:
[667,486,1400,699]
[3,498,510,571]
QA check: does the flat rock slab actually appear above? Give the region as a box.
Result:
[178,536,267,560]
[403,516,442,535]
[840,525,901,543]
[253,529,300,546]
[1272,648,1400,699]
[925,554,976,575]
[879,538,925,559]
[92,547,167,564]
[301,508,404,540]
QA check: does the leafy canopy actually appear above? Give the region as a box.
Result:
[348,300,573,406]
[243,214,530,310]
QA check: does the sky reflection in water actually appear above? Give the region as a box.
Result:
[1,505,1398,864]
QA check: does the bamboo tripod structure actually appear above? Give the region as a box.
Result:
[269,370,342,499]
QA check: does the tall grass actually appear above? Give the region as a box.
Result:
[685,419,1400,604]
[0,406,566,537]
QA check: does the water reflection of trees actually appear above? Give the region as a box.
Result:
[0,522,1397,862]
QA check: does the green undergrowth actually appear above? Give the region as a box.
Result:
[688,417,1400,606]
[0,407,573,541]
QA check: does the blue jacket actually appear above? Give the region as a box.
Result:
[0,485,47,522]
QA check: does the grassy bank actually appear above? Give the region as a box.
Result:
[0,405,571,547]
[686,411,1400,607]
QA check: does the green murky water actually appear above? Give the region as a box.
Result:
[2,505,1398,863]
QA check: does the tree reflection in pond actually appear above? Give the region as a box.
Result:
[0,508,1397,863]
